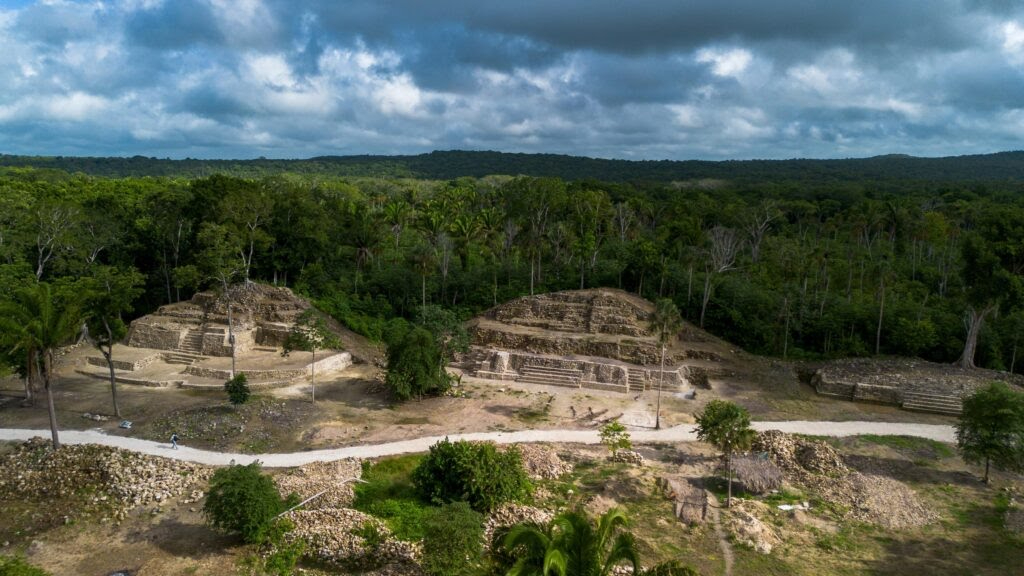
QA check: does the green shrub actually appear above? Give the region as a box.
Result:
[0,556,50,576]
[204,461,293,544]
[225,373,251,405]
[422,501,484,576]
[599,421,632,454]
[412,439,531,512]
[261,519,305,576]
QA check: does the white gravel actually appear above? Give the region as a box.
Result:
[0,421,955,468]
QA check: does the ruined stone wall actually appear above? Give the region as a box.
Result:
[126,323,183,351]
[471,327,660,365]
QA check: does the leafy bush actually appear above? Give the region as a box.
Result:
[599,421,632,454]
[225,373,251,405]
[385,325,451,400]
[204,461,293,544]
[0,556,50,576]
[412,439,531,512]
[422,501,484,576]
[261,519,305,576]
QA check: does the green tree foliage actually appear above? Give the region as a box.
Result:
[225,373,251,406]
[421,501,485,576]
[500,507,696,576]
[650,298,683,429]
[0,282,82,449]
[695,400,756,507]
[385,324,450,401]
[956,382,1024,483]
[412,439,531,512]
[281,308,342,403]
[204,462,292,544]
[83,266,144,418]
[598,421,632,455]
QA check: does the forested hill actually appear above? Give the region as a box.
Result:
[2,150,1024,182]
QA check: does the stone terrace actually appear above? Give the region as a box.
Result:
[465,289,703,394]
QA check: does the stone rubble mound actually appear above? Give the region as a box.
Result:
[283,508,421,573]
[753,431,935,529]
[483,503,555,549]
[275,458,362,509]
[0,437,210,519]
[726,500,780,554]
[609,450,645,466]
[514,444,573,480]
[754,430,848,478]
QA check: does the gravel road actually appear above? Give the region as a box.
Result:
[0,421,955,468]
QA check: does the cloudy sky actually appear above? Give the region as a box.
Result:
[2,0,1024,160]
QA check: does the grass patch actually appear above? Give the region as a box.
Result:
[858,435,955,459]
[394,416,430,425]
[352,454,433,541]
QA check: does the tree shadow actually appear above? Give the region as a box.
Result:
[125,516,236,559]
[844,454,980,486]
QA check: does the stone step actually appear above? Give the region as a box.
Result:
[75,368,181,388]
[516,373,580,388]
[902,392,962,415]
[521,365,583,377]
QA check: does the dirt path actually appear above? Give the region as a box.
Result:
[0,420,955,467]
[707,494,735,576]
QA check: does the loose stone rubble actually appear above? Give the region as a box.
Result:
[609,450,645,466]
[0,437,210,520]
[483,503,555,549]
[514,443,573,480]
[726,500,780,554]
[275,458,362,509]
[753,431,936,529]
[282,508,421,572]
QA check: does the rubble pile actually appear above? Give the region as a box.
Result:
[275,459,362,509]
[609,450,645,466]
[0,438,210,518]
[483,503,555,548]
[726,500,780,554]
[753,431,935,529]
[515,444,573,480]
[284,508,421,572]
[753,430,848,479]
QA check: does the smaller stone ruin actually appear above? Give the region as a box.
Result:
[79,283,351,390]
[811,357,1024,415]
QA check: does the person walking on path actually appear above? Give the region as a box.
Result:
[170,432,179,450]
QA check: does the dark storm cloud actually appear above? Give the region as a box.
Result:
[0,0,1022,160]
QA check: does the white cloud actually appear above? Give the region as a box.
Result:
[1002,21,1024,65]
[696,47,752,77]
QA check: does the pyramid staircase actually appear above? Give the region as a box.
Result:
[516,365,583,388]
[902,391,962,416]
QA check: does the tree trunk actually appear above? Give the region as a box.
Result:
[984,456,990,484]
[22,349,35,406]
[700,273,714,328]
[726,452,732,507]
[959,305,995,369]
[656,344,665,430]
[875,277,885,355]
[43,351,60,450]
[103,319,121,418]
[311,347,316,404]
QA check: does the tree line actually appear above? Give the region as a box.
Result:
[3,165,1024,384]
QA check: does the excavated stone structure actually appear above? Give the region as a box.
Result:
[465,289,693,394]
[81,283,351,390]
[127,283,305,356]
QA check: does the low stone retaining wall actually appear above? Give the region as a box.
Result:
[86,353,161,372]
[471,348,688,393]
[126,323,182,350]
[184,351,352,382]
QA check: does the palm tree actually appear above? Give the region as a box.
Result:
[650,299,683,430]
[0,282,82,449]
[503,508,640,576]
